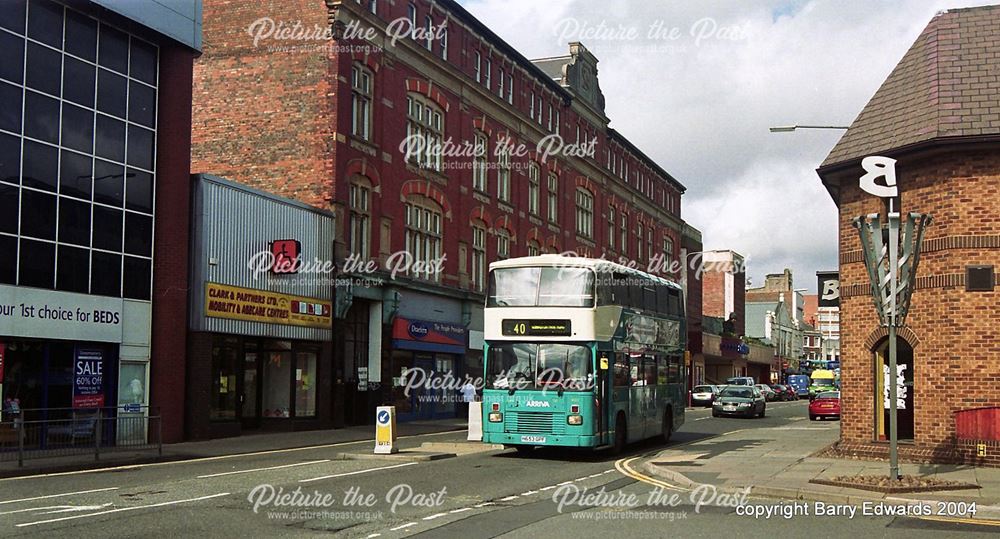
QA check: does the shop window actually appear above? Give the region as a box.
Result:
[0,182,17,235]
[129,38,157,85]
[124,212,152,256]
[59,197,91,246]
[125,169,153,213]
[0,33,24,86]
[98,24,129,74]
[23,139,58,192]
[94,159,124,206]
[210,337,238,420]
[295,350,317,417]
[61,103,95,154]
[128,81,156,128]
[95,115,125,162]
[92,205,123,251]
[25,42,60,96]
[97,69,127,119]
[263,348,291,418]
[0,84,20,133]
[126,125,154,171]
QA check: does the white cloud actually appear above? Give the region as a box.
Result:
[460,0,996,291]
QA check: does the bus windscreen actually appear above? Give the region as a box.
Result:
[487,267,595,307]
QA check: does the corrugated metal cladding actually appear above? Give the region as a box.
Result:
[190,174,334,341]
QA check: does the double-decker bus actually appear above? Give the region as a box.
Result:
[481,255,686,453]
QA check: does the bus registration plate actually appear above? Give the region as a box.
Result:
[521,435,546,443]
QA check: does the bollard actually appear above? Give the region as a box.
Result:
[467,401,483,441]
[374,406,397,454]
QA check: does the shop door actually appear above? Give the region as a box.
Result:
[434,355,455,418]
[402,355,435,421]
[241,345,261,429]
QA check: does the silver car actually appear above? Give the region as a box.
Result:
[691,385,719,407]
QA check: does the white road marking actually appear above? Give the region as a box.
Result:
[557,481,573,485]
[299,461,418,483]
[422,512,448,520]
[0,430,461,482]
[498,495,519,501]
[36,504,114,514]
[449,507,472,514]
[366,534,381,538]
[693,417,711,421]
[389,522,416,531]
[473,502,495,508]
[0,487,120,505]
[586,473,602,479]
[538,486,557,491]
[0,506,74,516]
[197,459,330,478]
[16,492,231,527]
[520,490,538,496]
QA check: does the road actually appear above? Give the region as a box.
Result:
[0,400,994,538]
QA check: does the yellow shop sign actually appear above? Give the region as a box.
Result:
[205,283,332,329]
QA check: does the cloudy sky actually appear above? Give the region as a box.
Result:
[460,0,994,292]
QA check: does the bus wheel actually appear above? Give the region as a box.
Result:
[660,408,673,444]
[612,414,627,455]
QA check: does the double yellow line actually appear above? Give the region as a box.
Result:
[614,456,687,492]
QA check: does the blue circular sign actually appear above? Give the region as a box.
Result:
[377,410,390,424]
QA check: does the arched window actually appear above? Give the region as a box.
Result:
[406,93,444,171]
[404,196,443,281]
[349,176,372,259]
[472,132,488,192]
[471,222,486,291]
[575,188,594,238]
[497,141,511,202]
[527,162,540,216]
[662,235,674,273]
[496,228,510,259]
[547,172,559,223]
[527,239,541,257]
[351,63,373,141]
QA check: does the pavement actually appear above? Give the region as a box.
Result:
[0,418,469,478]
[641,402,1000,522]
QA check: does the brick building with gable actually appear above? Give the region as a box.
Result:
[191,0,701,430]
[817,6,1000,464]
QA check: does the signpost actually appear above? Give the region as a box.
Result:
[853,156,931,481]
[374,406,398,454]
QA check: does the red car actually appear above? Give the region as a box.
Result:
[809,391,841,420]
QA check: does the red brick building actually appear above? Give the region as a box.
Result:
[818,6,1000,464]
[192,0,697,427]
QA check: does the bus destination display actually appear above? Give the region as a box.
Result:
[501,319,572,336]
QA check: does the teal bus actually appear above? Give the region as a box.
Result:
[481,256,686,453]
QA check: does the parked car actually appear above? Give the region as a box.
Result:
[691,385,719,407]
[713,386,766,418]
[786,374,810,398]
[756,384,778,401]
[771,384,796,401]
[809,391,841,420]
[726,376,756,386]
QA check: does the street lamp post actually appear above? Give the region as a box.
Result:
[853,156,931,481]
[769,125,850,132]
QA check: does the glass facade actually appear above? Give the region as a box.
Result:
[0,0,158,299]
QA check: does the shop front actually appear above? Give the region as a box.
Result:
[388,316,467,422]
[185,175,335,440]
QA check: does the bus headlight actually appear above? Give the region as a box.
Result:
[488,412,503,422]
[567,414,583,425]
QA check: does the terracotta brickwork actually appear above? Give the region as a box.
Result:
[191,0,689,290]
[828,148,1000,454]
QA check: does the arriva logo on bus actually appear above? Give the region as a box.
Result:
[525,400,551,408]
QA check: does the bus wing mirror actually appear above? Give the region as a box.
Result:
[600,357,609,370]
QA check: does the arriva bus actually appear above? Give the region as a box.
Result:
[481,256,687,453]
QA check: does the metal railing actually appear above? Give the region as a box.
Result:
[0,406,162,467]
